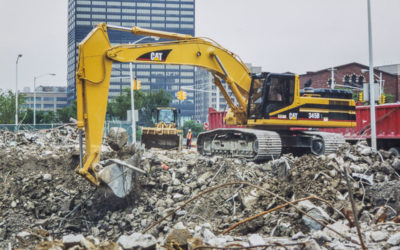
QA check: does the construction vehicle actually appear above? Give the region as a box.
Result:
[75,23,356,197]
[141,107,183,150]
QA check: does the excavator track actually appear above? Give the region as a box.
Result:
[198,129,346,161]
[301,131,346,155]
[197,128,282,161]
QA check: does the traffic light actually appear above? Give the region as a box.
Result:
[359,92,363,101]
[176,90,187,100]
[133,80,141,90]
[379,94,385,104]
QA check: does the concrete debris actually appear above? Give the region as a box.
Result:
[107,127,128,151]
[0,127,400,249]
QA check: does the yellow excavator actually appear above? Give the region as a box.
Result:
[76,23,356,197]
[141,107,182,150]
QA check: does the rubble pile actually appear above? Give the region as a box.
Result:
[1,127,400,249]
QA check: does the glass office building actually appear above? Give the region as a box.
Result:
[67,0,195,120]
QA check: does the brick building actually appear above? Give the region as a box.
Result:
[299,62,399,102]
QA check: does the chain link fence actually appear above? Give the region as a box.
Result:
[0,121,137,143]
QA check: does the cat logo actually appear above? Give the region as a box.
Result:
[289,112,298,120]
[150,52,163,61]
[137,49,172,62]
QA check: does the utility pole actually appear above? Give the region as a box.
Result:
[367,0,377,151]
[15,54,23,129]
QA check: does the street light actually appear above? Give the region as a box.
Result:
[15,54,23,128]
[33,73,56,126]
[129,36,159,143]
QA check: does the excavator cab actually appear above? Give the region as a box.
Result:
[248,73,295,120]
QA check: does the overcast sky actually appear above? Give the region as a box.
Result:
[1,0,399,91]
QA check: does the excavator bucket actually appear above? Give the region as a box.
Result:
[97,159,146,198]
[141,133,182,150]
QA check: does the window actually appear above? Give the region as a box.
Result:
[92,14,106,19]
[122,2,135,7]
[152,65,165,69]
[181,0,194,2]
[152,71,165,76]
[77,14,91,19]
[108,21,121,25]
[92,21,103,26]
[92,1,106,5]
[110,84,120,90]
[56,97,67,101]
[181,79,193,83]
[77,0,91,5]
[152,23,165,28]
[181,71,193,77]
[181,17,193,22]
[44,104,54,108]
[137,2,150,7]
[181,4,194,9]
[152,16,165,21]
[167,65,179,70]
[77,20,91,25]
[122,22,135,27]
[166,4,179,8]
[107,1,121,6]
[181,11,194,15]
[166,23,179,28]
[152,10,165,15]
[137,22,150,27]
[166,10,179,15]
[181,24,193,29]
[136,9,150,14]
[77,7,90,12]
[107,8,120,13]
[152,3,165,8]
[166,17,179,22]
[181,65,193,70]
[92,7,105,12]
[57,104,65,108]
[122,9,135,13]
[108,14,120,20]
[122,16,135,20]
[137,16,150,21]
[137,64,150,69]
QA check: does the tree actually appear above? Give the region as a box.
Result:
[0,89,26,124]
[183,120,204,137]
[57,100,77,123]
[107,88,172,123]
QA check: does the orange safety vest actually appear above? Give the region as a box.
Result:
[186,132,192,140]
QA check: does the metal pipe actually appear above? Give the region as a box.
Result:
[214,55,229,76]
[79,130,83,168]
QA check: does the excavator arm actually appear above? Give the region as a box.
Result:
[76,23,253,186]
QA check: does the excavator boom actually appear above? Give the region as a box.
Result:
[75,23,252,187]
[75,23,355,194]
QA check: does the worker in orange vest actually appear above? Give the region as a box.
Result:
[186,129,192,149]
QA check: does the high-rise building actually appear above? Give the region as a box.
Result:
[194,63,262,123]
[67,0,195,120]
[22,86,68,112]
